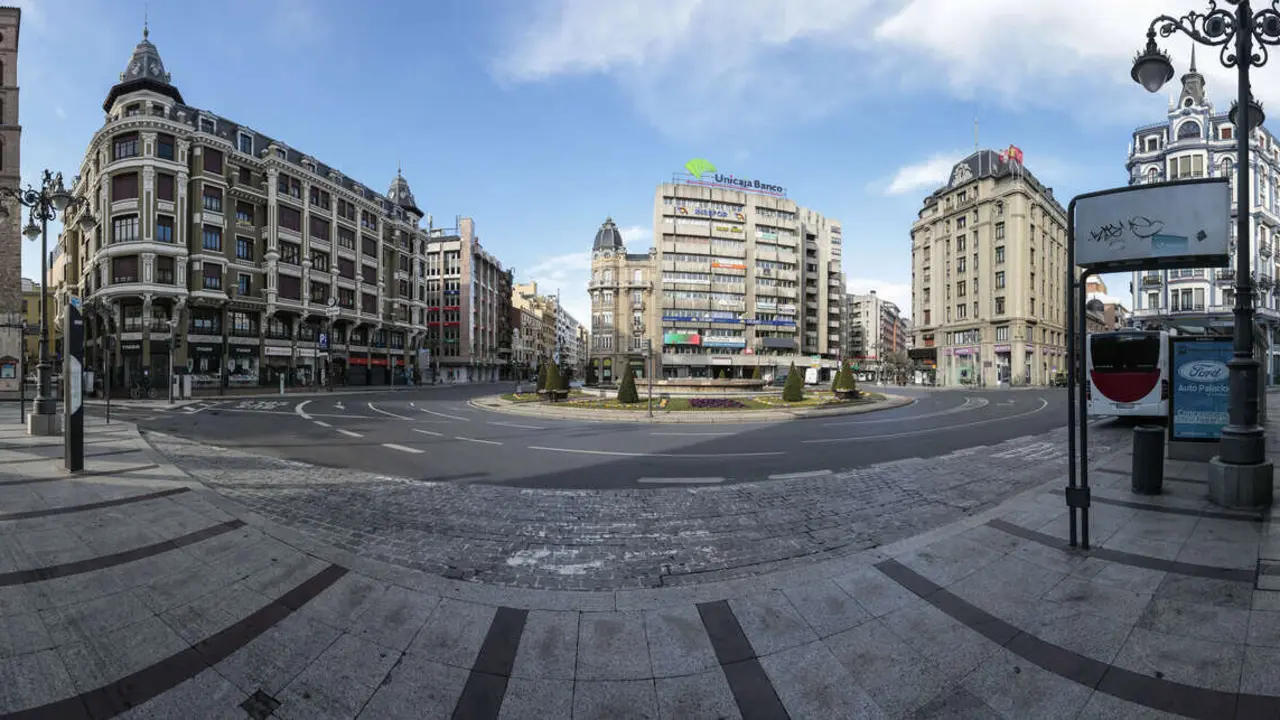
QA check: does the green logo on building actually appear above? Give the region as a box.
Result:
[685,158,716,179]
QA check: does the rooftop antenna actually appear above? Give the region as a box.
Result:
[973,117,979,151]
[143,4,149,39]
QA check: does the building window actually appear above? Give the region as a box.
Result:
[362,264,377,284]
[202,225,222,251]
[309,216,330,242]
[199,117,216,134]
[202,264,223,290]
[310,282,328,304]
[994,222,1005,240]
[278,274,301,300]
[362,236,378,257]
[995,296,1006,315]
[362,292,377,313]
[112,133,138,160]
[339,287,355,308]
[338,257,355,279]
[1148,292,1159,309]
[238,133,253,155]
[311,251,329,272]
[236,236,254,261]
[279,241,300,265]
[276,174,301,199]
[156,134,175,160]
[957,303,967,319]
[156,173,175,202]
[111,255,138,283]
[156,256,175,284]
[235,201,254,224]
[996,325,1009,341]
[337,227,355,250]
[111,172,139,201]
[995,271,1005,289]
[202,187,223,213]
[265,315,290,339]
[203,148,223,174]
[156,215,174,243]
[230,311,256,336]
[278,205,301,232]
[309,187,331,210]
[111,215,138,243]
[957,280,966,297]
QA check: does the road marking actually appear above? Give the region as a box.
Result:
[456,436,502,445]
[636,477,725,484]
[382,443,424,454]
[824,396,975,426]
[336,429,363,438]
[650,431,735,436]
[335,401,344,411]
[528,446,785,458]
[295,400,313,421]
[419,407,470,421]
[413,429,444,437]
[487,421,544,430]
[409,402,416,408]
[804,398,1050,444]
[367,402,412,420]
[769,470,833,480]
[313,420,331,428]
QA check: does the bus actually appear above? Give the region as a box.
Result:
[1086,330,1170,419]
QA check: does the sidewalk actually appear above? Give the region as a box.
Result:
[0,408,1276,717]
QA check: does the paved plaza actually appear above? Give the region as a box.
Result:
[0,397,1276,718]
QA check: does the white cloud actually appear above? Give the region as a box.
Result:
[847,277,912,317]
[618,225,652,248]
[494,0,1278,134]
[524,251,593,326]
[883,150,965,196]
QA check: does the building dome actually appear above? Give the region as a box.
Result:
[387,170,422,216]
[103,24,184,112]
[592,217,626,251]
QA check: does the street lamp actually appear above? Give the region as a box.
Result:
[1132,0,1280,506]
[1,171,94,434]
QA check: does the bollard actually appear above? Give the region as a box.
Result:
[1131,425,1165,495]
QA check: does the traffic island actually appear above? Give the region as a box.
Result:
[474,391,914,423]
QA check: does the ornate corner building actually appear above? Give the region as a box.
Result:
[0,7,20,388]
[53,27,511,391]
[1125,49,1280,381]
[910,150,1069,387]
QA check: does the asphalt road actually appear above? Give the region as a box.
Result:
[93,383,1107,489]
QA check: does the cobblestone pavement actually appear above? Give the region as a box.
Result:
[144,422,1127,592]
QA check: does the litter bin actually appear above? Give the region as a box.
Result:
[1132,425,1165,495]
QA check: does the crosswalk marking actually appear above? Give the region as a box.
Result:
[990,440,1064,461]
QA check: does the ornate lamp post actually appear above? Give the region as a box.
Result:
[1132,0,1280,506]
[1,171,94,434]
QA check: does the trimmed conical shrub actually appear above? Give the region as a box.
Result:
[536,363,547,392]
[782,362,804,402]
[617,364,640,403]
[752,366,761,380]
[545,362,564,399]
[834,362,857,394]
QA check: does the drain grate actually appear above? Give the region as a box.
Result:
[240,689,281,719]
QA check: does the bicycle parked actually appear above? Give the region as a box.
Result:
[128,374,156,400]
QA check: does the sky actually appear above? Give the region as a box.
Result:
[12,0,1274,326]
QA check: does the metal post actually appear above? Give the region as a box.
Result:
[63,301,84,472]
[104,335,111,424]
[34,212,52,419]
[1078,270,1092,548]
[647,340,654,419]
[168,321,175,405]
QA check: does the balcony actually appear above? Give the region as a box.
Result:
[1217,269,1235,282]
[1140,274,1163,287]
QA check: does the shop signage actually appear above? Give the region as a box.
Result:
[713,224,745,233]
[1169,336,1232,442]
[757,231,778,241]
[994,344,1012,352]
[120,342,142,352]
[230,344,256,357]
[680,159,786,197]
[953,347,975,356]
[193,344,218,356]
[663,332,701,345]
[704,338,746,348]
[712,262,746,270]
[264,346,292,357]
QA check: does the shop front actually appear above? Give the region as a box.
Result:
[120,340,143,388]
[348,355,403,385]
[950,347,978,386]
[994,344,1012,386]
[228,344,258,388]
[190,343,222,390]
[264,346,293,386]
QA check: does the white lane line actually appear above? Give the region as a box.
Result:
[413,428,444,437]
[368,402,413,420]
[769,470,833,480]
[487,421,545,430]
[335,401,345,411]
[313,420,332,428]
[528,446,785,458]
[419,407,470,421]
[650,432,735,436]
[455,436,502,446]
[296,400,313,421]
[823,396,972,426]
[636,477,725,485]
[382,443,425,454]
[409,402,416,408]
[337,429,363,438]
[804,398,1050,444]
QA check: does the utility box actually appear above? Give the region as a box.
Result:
[1133,425,1165,495]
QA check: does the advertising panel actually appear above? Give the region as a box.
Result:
[1169,336,1232,441]
[663,332,701,345]
[1073,179,1230,271]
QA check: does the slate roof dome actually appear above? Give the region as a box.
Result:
[387,170,423,216]
[593,217,626,251]
[103,24,184,112]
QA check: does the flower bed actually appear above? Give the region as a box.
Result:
[689,398,747,409]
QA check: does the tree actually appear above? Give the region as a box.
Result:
[585,363,598,386]
[617,364,640,403]
[782,362,804,402]
[536,363,547,392]
[751,366,761,380]
[834,361,857,396]
[545,362,564,399]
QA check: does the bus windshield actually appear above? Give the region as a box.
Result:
[1090,334,1160,373]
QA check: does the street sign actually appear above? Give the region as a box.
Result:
[325,305,340,319]
[69,296,81,310]
[1072,178,1230,271]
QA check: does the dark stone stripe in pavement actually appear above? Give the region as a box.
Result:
[0,448,143,465]
[0,563,348,720]
[451,606,528,720]
[987,518,1255,583]
[0,487,190,522]
[697,600,790,720]
[875,558,1280,720]
[0,519,245,587]
[1070,492,1264,523]
[0,464,163,487]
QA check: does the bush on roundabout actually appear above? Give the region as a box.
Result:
[782,362,804,402]
[833,361,859,401]
[616,364,640,404]
[543,362,568,402]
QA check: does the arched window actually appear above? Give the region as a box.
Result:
[1147,167,1159,183]
[1178,121,1202,140]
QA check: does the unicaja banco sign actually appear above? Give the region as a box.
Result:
[681,158,786,197]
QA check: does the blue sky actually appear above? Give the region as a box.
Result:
[14,0,1273,324]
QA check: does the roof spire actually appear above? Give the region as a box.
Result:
[1190,44,1196,73]
[143,4,149,39]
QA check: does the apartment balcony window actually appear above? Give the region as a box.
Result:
[1217,269,1235,281]
[156,173,175,202]
[156,256,175,285]
[202,225,222,252]
[1142,273,1163,286]
[122,305,143,332]
[112,133,139,160]
[111,172,139,202]
[155,215,174,243]
[230,311,258,338]
[278,205,301,233]
[202,264,223,291]
[265,316,290,340]
[311,251,330,273]
[337,227,356,250]
[202,188,223,213]
[112,215,139,244]
[236,273,251,296]
[276,174,301,199]
[236,236,254,261]
[203,148,224,174]
[338,288,355,308]
[235,202,254,225]
[279,242,300,265]
[156,134,175,161]
[111,256,138,284]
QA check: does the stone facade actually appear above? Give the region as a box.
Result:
[0,7,21,388]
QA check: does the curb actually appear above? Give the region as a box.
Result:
[469,393,916,423]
